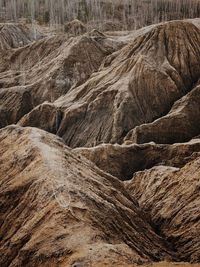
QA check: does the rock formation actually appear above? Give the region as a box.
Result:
[0,125,174,267]
[0,24,123,128]
[19,20,200,148]
[0,15,200,267]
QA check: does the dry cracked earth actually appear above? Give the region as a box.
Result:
[0,19,200,267]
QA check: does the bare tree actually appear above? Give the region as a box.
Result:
[30,0,36,39]
[0,0,200,30]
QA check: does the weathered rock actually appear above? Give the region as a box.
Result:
[19,20,200,148]
[125,82,200,144]
[0,29,123,128]
[74,139,200,180]
[0,125,174,267]
[125,156,200,262]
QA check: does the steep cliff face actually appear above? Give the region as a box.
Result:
[0,126,174,267]
[19,20,200,148]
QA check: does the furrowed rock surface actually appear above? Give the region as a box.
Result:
[74,139,200,180]
[125,156,200,262]
[19,20,200,148]
[125,82,200,144]
[0,125,174,267]
[0,26,123,128]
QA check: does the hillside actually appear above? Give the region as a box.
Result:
[0,5,200,267]
[19,20,200,148]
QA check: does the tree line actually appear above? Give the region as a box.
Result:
[0,0,200,30]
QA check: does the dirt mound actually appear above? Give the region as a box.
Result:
[19,20,200,148]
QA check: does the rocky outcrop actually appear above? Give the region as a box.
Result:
[74,139,200,180]
[0,125,174,267]
[0,27,123,128]
[19,20,200,148]
[125,82,200,144]
[125,155,200,262]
